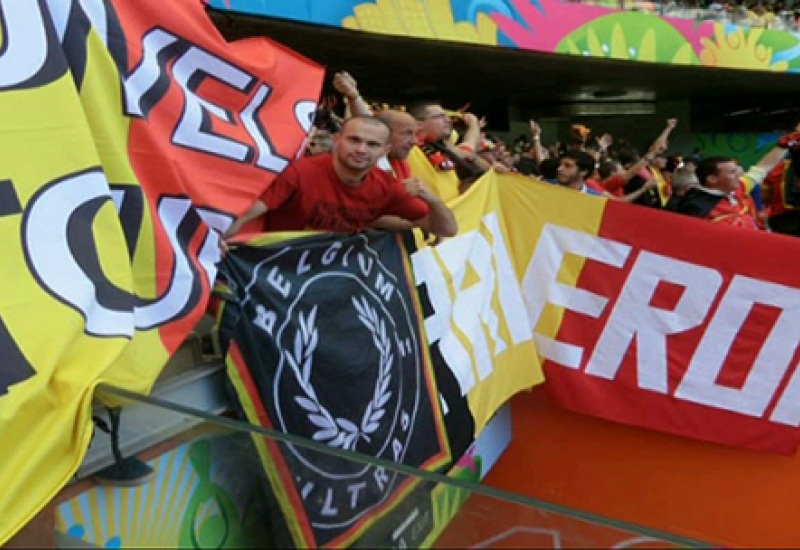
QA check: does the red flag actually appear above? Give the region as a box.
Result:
[110,0,324,350]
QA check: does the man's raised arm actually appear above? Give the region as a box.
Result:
[332,71,373,118]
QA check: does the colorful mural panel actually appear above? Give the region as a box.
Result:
[694,131,784,168]
[56,436,271,548]
[205,0,800,73]
[55,410,511,548]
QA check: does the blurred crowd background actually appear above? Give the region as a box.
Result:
[577,0,800,30]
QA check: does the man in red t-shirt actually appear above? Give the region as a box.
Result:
[224,116,457,237]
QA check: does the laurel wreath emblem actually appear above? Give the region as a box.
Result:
[286,296,393,451]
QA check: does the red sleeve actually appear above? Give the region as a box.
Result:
[259,163,299,210]
[384,179,430,221]
[602,174,627,193]
[390,158,412,181]
[765,161,786,189]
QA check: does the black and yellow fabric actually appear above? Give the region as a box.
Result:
[218,231,451,548]
[0,1,322,543]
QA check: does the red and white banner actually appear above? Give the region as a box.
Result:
[503,179,800,455]
[403,170,800,455]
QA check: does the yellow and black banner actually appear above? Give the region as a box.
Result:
[10,0,800,544]
[0,0,322,543]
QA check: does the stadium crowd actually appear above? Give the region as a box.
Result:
[586,0,800,30]
[224,70,800,240]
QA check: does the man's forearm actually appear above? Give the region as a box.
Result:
[650,118,677,151]
[223,200,267,238]
[621,156,650,183]
[344,94,372,117]
[755,145,788,173]
[422,197,458,237]
[443,142,491,173]
[372,215,414,231]
[460,124,482,152]
[532,140,545,163]
[618,181,655,203]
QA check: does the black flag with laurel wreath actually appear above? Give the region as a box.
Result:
[216,231,452,548]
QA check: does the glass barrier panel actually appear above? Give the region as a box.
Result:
[54,384,710,548]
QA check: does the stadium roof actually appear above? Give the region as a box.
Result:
[209,8,800,131]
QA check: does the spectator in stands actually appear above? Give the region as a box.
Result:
[312,100,343,134]
[614,150,653,202]
[569,123,592,152]
[539,157,560,183]
[490,139,516,172]
[556,150,605,195]
[761,130,800,235]
[747,3,777,27]
[668,135,790,229]
[595,158,660,203]
[512,134,531,155]
[618,118,679,208]
[371,109,459,236]
[670,156,758,227]
[650,152,673,204]
[223,116,457,238]
[683,151,703,173]
[332,71,488,200]
[515,150,541,177]
[374,109,419,175]
[304,100,341,156]
[663,166,699,210]
[477,141,504,172]
[478,134,516,173]
[329,72,458,237]
[408,100,490,199]
[305,128,334,156]
[514,120,548,177]
[597,159,622,189]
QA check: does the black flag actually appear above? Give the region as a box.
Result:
[217,231,452,547]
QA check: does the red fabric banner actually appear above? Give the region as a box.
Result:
[111,0,324,351]
[541,199,800,454]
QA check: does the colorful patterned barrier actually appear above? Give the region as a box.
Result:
[205,0,800,73]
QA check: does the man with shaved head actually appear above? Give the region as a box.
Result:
[332,72,457,236]
[332,72,418,176]
[224,115,456,237]
[377,109,418,171]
